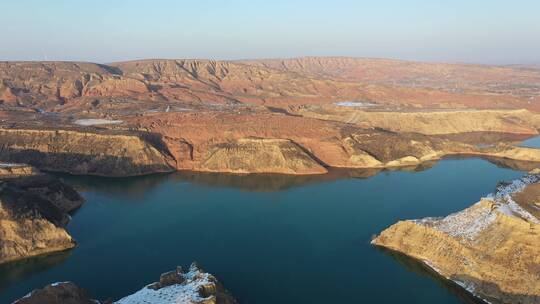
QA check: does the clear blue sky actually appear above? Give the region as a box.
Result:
[2,0,539,64]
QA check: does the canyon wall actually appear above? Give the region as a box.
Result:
[0,128,174,177]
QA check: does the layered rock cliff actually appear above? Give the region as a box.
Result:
[14,263,237,304]
[372,174,540,304]
[0,128,174,177]
[199,137,327,174]
[0,167,84,264]
[2,114,540,176]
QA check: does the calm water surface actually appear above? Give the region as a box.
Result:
[521,135,540,148]
[0,158,525,303]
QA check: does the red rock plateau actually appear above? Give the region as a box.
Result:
[1,57,540,175]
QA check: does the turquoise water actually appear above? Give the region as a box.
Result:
[521,135,540,148]
[0,158,525,303]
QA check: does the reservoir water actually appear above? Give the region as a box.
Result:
[0,158,526,303]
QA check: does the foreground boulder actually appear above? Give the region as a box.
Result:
[14,282,95,304]
[14,263,237,304]
[372,174,540,304]
[0,166,84,264]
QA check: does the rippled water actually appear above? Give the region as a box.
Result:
[0,158,525,303]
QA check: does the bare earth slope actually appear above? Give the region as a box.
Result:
[373,174,540,304]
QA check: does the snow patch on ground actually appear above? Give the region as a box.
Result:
[484,174,540,224]
[73,119,123,126]
[416,202,497,240]
[114,264,214,304]
[0,162,25,168]
[417,174,540,240]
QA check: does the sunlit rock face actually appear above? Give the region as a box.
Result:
[0,167,84,264]
[0,128,175,177]
[373,174,540,304]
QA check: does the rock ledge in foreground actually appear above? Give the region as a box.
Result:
[14,263,237,304]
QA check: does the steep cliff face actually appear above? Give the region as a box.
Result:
[373,175,540,304]
[135,111,540,174]
[0,128,174,177]
[0,171,84,265]
[2,113,540,176]
[14,263,237,304]
[199,138,327,174]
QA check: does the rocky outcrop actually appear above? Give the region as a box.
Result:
[0,163,40,178]
[0,169,84,264]
[372,174,540,304]
[14,263,237,304]
[115,263,237,304]
[0,128,174,177]
[13,282,95,304]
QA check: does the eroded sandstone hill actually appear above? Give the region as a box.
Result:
[0,128,174,177]
[242,57,540,109]
[2,110,540,175]
[0,165,84,264]
[372,174,540,304]
[14,263,237,304]
[2,57,540,175]
[2,57,540,111]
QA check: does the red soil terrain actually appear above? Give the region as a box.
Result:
[1,57,540,175]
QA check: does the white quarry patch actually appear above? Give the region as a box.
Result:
[114,264,214,304]
[73,119,124,126]
[334,101,377,107]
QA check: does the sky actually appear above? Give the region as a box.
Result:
[1,0,539,64]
